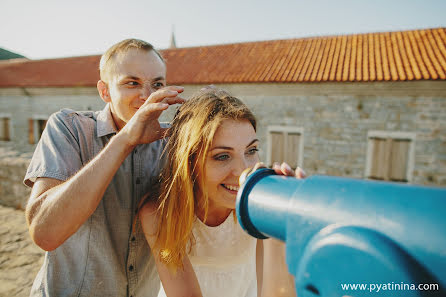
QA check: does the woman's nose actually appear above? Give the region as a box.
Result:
[233,157,251,177]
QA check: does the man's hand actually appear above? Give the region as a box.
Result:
[120,86,185,147]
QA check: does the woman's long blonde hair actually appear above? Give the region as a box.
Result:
[149,88,256,270]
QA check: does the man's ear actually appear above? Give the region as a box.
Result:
[97,80,111,103]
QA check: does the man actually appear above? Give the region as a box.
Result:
[24,39,184,296]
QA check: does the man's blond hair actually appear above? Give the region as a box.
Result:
[99,39,165,82]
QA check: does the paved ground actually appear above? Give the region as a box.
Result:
[0,205,44,297]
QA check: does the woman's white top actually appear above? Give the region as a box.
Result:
[157,214,258,297]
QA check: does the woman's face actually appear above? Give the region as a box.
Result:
[200,119,259,212]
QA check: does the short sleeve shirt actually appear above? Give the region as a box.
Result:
[24,104,166,297]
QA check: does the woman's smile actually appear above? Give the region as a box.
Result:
[221,183,240,194]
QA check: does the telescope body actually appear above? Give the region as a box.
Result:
[236,169,446,297]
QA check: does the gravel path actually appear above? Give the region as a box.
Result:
[0,205,44,297]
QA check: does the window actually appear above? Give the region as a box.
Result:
[28,118,47,144]
[0,117,11,141]
[365,131,415,183]
[267,126,304,169]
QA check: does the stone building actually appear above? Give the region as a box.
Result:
[0,27,445,201]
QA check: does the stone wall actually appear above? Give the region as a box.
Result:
[177,81,446,186]
[0,148,32,209]
[0,87,105,153]
[242,94,445,186]
[0,81,445,194]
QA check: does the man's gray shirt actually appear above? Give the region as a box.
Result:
[24,104,166,297]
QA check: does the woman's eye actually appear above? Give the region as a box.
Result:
[213,154,230,161]
[247,147,259,155]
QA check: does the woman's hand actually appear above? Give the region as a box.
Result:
[240,162,306,186]
[271,162,306,179]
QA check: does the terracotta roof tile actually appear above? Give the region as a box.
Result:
[429,31,446,75]
[329,36,342,81]
[368,34,376,81]
[341,35,350,81]
[320,39,331,81]
[278,40,299,81]
[433,29,446,71]
[349,34,356,81]
[425,30,446,79]
[355,34,363,81]
[0,55,100,87]
[385,33,397,80]
[287,40,307,81]
[395,31,413,80]
[305,40,319,80]
[415,30,436,79]
[403,31,421,80]
[334,35,346,81]
[409,30,431,79]
[1,28,445,88]
[379,33,390,81]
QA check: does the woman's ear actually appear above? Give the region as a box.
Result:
[97,80,111,103]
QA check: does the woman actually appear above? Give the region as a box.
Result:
[139,88,304,297]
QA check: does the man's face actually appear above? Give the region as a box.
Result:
[105,49,166,130]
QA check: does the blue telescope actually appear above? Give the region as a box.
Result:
[236,169,446,297]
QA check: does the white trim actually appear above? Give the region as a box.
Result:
[32,115,49,120]
[268,125,304,134]
[266,126,304,168]
[365,137,374,179]
[368,130,415,140]
[365,130,416,183]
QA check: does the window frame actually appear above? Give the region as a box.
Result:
[365,130,416,183]
[29,115,48,144]
[266,125,304,169]
[0,113,12,142]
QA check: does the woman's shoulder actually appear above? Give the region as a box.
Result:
[139,198,159,231]
[140,198,158,217]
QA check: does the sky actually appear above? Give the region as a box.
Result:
[1,0,445,60]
